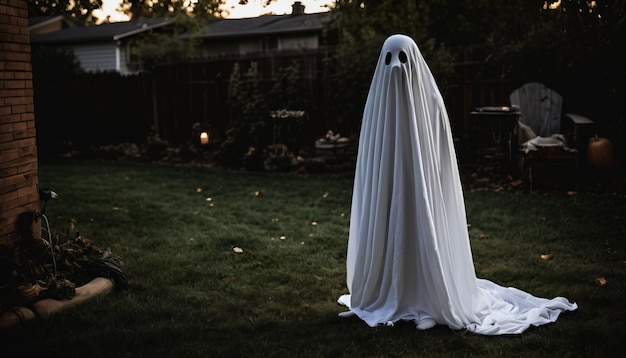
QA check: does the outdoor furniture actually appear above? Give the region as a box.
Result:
[469,106,521,171]
[510,82,594,190]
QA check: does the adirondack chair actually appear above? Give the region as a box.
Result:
[509,82,593,190]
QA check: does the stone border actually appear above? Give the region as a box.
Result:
[0,277,114,330]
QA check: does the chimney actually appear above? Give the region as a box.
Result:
[291,1,305,15]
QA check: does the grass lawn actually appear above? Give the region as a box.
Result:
[1,160,625,357]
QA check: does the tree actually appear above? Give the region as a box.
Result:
[31,46,83,75]
[473,0,625,130]
[119,0,226,20]
[28,0,103,24]
[327,0,455,134]
[327,0,624,136]
[220,62,269,167]
[130,13,207,72]
[117,1,226,71]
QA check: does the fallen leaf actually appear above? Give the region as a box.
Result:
[479,233,488,239]
[595,277,607,286]
[254,191,261,196]
[205,197,212,201]
[567,191,578,196]
[196,188,202,193]
[233,247,244,253]
[280,236,286,240]
[311,221,318,225]
[323,192,329,198]
[540,254,552,260]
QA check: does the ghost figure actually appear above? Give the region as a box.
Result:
[337,34,577,335]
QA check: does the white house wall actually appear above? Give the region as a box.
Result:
[117,44,140,75]
[72,43,118,73]
[235,34,319,55]
[238,39,262,54]
[278,34,318,51]
[197,41,238,58]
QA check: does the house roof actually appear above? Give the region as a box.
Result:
[30,18,173,45]
[28,15,66,30]
[29,11,330,46]
[183,12,330,40]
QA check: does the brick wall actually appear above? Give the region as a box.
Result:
[0,0,40,243]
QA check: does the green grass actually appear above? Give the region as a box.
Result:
[1,160,625,357]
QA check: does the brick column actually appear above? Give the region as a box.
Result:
[0,0,40,243]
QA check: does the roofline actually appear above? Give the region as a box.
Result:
[183,27,322,40]
[28,15,65,31]
[113,19,174,40]
[183,12,329,40]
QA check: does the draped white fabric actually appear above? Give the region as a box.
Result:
[337,34,577,335]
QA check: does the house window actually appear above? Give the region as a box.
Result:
[126,40,140,65]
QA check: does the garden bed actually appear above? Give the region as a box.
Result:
[0,277,114,330]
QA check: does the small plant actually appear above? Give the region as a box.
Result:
[45,219,128,291]
[0,214,128,312]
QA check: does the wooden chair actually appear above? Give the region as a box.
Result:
[509,82,594,190]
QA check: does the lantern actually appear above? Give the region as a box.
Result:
[200,132,209,145]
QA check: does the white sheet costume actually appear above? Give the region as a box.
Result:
[337,34,577,335]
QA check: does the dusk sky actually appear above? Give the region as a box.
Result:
[94,0,333,23]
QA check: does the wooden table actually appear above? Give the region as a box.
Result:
[469,106,521,171]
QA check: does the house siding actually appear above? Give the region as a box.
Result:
[205,34,320,57]
[279,34,318,51]
[197,41,239,58]
[0,0,40,244]
[73,43,118,73]
[239,38,262,54]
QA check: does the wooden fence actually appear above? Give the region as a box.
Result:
[33,48,519,157]
[34,72,154,160]
[151,48,336,145]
